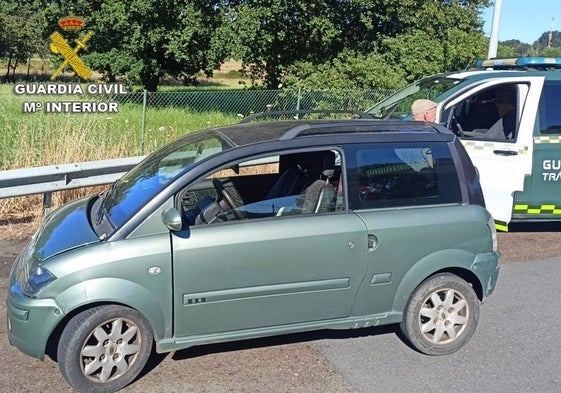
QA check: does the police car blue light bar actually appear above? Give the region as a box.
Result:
[476,57,561,69]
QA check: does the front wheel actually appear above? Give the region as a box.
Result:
[400,273,479,356]
[57,305,153,392]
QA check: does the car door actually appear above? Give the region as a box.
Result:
[513,79,561,221]
[344,142,467,316]
[171,149,368,338]
[440,76,545,230]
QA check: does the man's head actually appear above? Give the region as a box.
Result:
[411,99,437,122]
[494,86,516,116]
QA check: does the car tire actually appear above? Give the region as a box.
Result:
[57,305,153,392]
[400,273,479,356]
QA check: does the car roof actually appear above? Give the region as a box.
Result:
[414,68,561,104]
[437,68,561,83]
[207,119,453,148]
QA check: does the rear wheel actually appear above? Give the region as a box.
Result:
[400,273,479,355]
[57,305,153,392]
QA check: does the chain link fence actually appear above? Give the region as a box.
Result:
[112,87,394,152]
[117,87,392,115]
[1,86,395,164]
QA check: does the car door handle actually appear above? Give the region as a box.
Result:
[493,150,518,156]
[368,234,378,252]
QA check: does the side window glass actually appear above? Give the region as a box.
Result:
[538,81,561,134]
[347,143,461,210]
[452,84,527,142]
[179,149,344,225]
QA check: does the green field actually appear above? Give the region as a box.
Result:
[0,84,240,170]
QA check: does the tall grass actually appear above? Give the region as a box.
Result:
[0,85,239,168]
[0,84,239,235]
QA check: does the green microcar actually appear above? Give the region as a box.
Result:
[7,119,500,392]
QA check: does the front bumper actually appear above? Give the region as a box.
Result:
[7,281,64,360]
[471,251,500,301]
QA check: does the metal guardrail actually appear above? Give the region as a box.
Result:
[0,153,282,212]
[0,156,145,208]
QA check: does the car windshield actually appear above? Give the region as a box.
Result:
[102,130,231,228]
[367,76,461,120]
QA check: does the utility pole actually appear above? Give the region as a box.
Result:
[487,0,503,59]
[548,17,555,47]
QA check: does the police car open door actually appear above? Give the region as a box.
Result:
[439,76,545,230]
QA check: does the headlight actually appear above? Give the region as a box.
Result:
[23,265,56,297]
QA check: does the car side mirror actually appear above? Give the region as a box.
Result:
[162,207,183,232]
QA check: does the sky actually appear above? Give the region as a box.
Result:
[482,0,560,44]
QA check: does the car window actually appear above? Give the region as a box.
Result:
[346,142,461,210]
[449,83,528,142]
[367,75,461,120]
[538,81,561,134]
[180,149,344,225]
[104,131,228,228]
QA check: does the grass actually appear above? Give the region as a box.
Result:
[0,84,240,167]
[0,83,240,231]
[0,59,253,238]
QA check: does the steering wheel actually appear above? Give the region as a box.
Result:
[451,116,465,137]
[212,179,245,219]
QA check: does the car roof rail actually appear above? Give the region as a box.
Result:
[239,109,373,124]
[276,120,447,141]
[475,57,561,71]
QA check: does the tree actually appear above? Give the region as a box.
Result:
[219,0,345,88]
[0,2,44,81]
[40,0,224,91]
[0,11,7,59]
[282,50,407,90]
[534,30,561,49]
[539,46,561,58]
[223,0,491,88]
[0,0,492,89]
[497,40,532,58]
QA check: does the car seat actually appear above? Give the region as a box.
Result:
[299,151,336,214]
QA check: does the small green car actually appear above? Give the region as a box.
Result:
[7,119,499,392]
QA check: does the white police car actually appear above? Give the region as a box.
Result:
[368,57,561,231]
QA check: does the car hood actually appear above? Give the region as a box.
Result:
[33,196,100,261]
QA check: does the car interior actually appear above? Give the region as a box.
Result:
[445,84,523,141]
[179,149,342,225]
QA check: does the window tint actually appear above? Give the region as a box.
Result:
[346,143,461,210]
[538,81,561,134]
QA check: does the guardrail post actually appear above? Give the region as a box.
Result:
[43,191,52,215]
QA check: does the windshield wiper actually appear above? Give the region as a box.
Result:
[95,192,105,225]
[384,103,400,120]
[94,181,119,235]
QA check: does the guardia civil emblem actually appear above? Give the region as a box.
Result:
[49,15,93,80]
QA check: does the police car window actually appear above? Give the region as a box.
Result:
[452,83,527,142]
[368,76,459,120]
[347,143,461,210]
[538,81,561,134]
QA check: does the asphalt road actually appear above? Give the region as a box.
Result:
[314,257,561,393]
